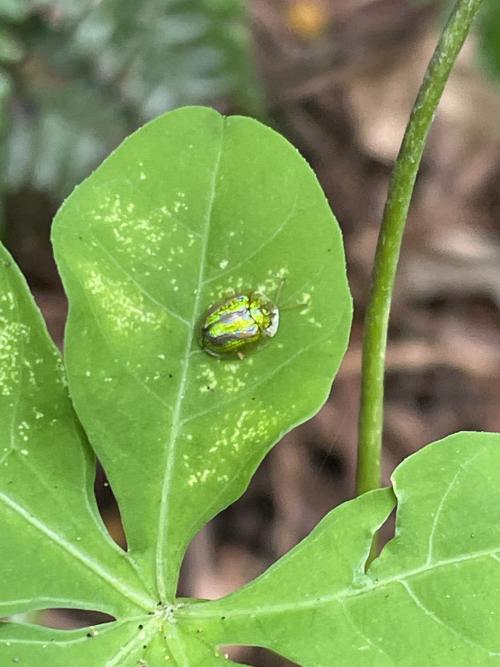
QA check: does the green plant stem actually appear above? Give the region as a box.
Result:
[356,0,484,497]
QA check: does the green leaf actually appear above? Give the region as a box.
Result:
[0,618,254,666]
[52,105,352,601]
[183,432,500,666]
[0,241,154,621]
[0,621,154,667]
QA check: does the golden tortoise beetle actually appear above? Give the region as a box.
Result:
[199,291,279,359]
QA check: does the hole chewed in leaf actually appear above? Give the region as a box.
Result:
[222,644,298,666]
[365,504,397,573]
[35,608,116,630]
[94,462,127,550]
[178,453,280,601]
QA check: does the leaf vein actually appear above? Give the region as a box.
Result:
[78,287,173,413]
[426,450,483,565]
[202,191,299,286]
[104,618,158,667]
[155,124,225,601]
[400,580,500,656]
[340,600,396,665]
[0,491,152,612]
[186,544,500,620]
[90,234,190,328]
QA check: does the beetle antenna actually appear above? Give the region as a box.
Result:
[272,277,286,304]
[280,292,311,312]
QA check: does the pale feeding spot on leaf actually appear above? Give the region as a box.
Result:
[211,279,245,301]
[187,468,217,487]
[93,197,165,252]
[179,407,280,493]
[299,292,312,313]
[171,190,189,215]
[219,362,248,394]
[307,316,323,328]
[0,316,30,396]
[0,290,15,311]
[17,421,30,444]
[262,266,289,293]
[138,160,147,181]
[53,353,68,387]
[91,193,200,280]
[208,408,279,456]
[90,193,123,225]
[84,267,165,335]
[114,216,166,255]
[197,365,218,393]
[208,267,290,306]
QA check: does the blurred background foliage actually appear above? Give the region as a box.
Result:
[0,0,258,206]
[1,1,500,664]
[1,0,499,212]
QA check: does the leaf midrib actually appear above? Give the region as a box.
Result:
[155,121,225,602]
[183,543,500,620]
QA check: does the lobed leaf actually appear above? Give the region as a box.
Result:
[183,432,500,666]
[0,241,154,624]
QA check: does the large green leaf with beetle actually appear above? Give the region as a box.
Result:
[51,105,352,601]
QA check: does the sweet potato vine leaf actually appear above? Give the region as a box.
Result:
[183,432,500,666]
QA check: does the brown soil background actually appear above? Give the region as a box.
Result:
[5,1,500,664]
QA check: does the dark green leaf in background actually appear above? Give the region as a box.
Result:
[477,0,500,81]
[0,0,30,22]
[0,0,260,200]
[0,0,26,230]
